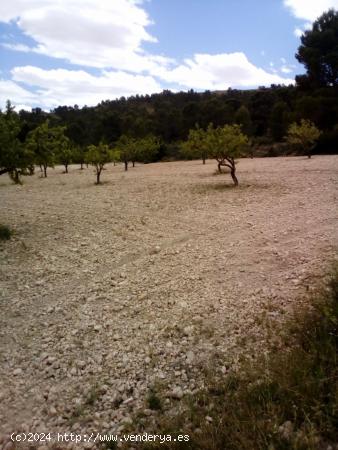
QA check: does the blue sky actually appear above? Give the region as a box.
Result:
[0,0,337,110]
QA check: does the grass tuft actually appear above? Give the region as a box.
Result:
[147,390,163,411]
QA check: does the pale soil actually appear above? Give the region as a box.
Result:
[0,156,337,448]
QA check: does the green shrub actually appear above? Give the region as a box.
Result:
[0,224,12,241]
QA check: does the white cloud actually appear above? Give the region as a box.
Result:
[304,21,314,29]
[293,20,316,38]
[0,0,174,72]
[281,66,293,74]
[2,54,294,110]
[284,0,337,21]
[8,66,162,109]
[156,53,294,90]
[0,79,37,109]
[0,1,297,109]
[294,27,303,37]
[2,43,32,52]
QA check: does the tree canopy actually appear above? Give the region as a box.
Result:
[0,101,34,183]
[26,120,69,177]
[185,123,249,185]
[209,124,249,185]
[85,142,111,184]
[182,125,209,164]
[296,9,338,88]
[286,119,321,158]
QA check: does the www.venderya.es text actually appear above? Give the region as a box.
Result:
[11,432,190,444]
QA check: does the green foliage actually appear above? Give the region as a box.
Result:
[147,390,162,411]
[207,123,249,160]
[0,224,12,241]
[138,135,161,163]
[181,125,209,163]
[56,136,72,173]
[116,135,160,170]
[184,123,248,185]
[85,142,111,184]
[269,101,290,141]
[111,148,121,165]
[0,101,34,183]
[296,9,338,88]
[72,145,86,168]
[286,119,321,157]
[26,120,69,177]
[235,105,253,136]
[209,123,249,185]
[116,135,135,170]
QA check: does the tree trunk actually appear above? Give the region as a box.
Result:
[9,169,21,184]
[65,164,68,173]
[202,157,206,165]
[132,161,135,167]
[14,169,20,184]
[124,160,128,171]
[39,164,43,172]
[80,162,83,170]
[96,169,101,184]
[0,168,11,176]
[218,162,222,173]
[308,154,312,159]
[230,168,239,186]
[43,165,47,178]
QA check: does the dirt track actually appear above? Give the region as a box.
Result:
[1,156,337,447]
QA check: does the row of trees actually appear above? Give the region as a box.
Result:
[0,103,162,184]
[16,82,336,159]
[0,95,322,186]
[86,135,160,183]
[0,9,335,184]
[183,119,321,186]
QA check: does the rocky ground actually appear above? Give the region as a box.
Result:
[0,156,337,449]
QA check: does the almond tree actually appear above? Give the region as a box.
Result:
[0,100,34,183]
[116,135,159,170]
[185,123,248,185]
[26,120,68,177]
[182,125,209,164]
[56,136,73,173]
[209,124,249,185]
[85,142,111,184]
[137,135,160,163]
[286,119,321,158]
[116,135,134,171]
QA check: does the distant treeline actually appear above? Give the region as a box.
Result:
[16,84,338,160]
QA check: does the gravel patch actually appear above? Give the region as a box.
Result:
[0,156,337,448]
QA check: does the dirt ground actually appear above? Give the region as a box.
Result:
[0,156,337,447]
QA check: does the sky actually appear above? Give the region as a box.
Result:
[0,0,337,111]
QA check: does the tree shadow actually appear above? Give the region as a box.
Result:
[192,182,245,193]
